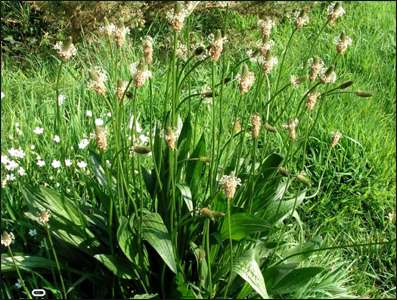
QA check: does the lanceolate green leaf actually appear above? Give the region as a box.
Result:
[176,182,194,213]
[220,213,272,241]
[117,216,139,265]
[1,255,80,274]
[269,267,325,294]
[186,134,206,187]
[177,115,193,163]
[141,213,178,273]
[233,249,269,299]
[94,254,136,280]
[89,150,117,193]
[261,189,306,225]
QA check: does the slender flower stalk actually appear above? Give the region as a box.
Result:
[275,28,297,90]
[2,233,32,299]
[36,210,67,298]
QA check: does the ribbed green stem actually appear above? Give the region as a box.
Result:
[8,247,32,299]
[275,28,297,91]
[205,219,213,298]
[223,198,234,298]
[46,223,67,298]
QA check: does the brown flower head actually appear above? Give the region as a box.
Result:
[331,130,343,147]
[130,58,152,89]
[209,30,227,62]
[327,2,345,23]
[219,171,242,199]
[306,86,321,111]
[334,31,352,54]
[87,67,108,95]
[237,64,255,94]
[1,232,15,247]
[307,57,324,82]
[142,36,153,65]
[282,118,299,140]
[251,113,261,138]
[261,50,278,74]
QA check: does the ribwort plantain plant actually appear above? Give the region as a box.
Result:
[2,2,394,300]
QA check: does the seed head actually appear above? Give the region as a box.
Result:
[53,36,77,62]
[247,49,261,62]
[278,167,290,177]
[219,171,242,199]
[38,208,51,223]
[87,67,108,95]
[199,246,206,262]
[1,232,15,247]
[95,127,107,151]
[356,91,373,98]
[307,57,324,82]
[297,171,311,187]
[306,86,321,111]
[115,20,130,47]
[142,36,153,65]
[339,80,354,90]
[261,50,278,74]
[237,64,255,94]
[167,2,188,33]
[319,65,336,85]
[200,207,225,221]
[293,10,309,28]
[290,75,308,89]
[164,126,176,151]
[259,34,275,57]
[116,79,129,101]
[131,145,152,155]
[251,113,261,138]
[130,59,152,89]
[327,2,345,23]
[199,157,212,163]
[99,17,116,37]
[209,30,227,62]
[264,124,278,133]
[258,17,276,38]
[331,130,343,147]
[282,118,299,140]
[334,31,352,54]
